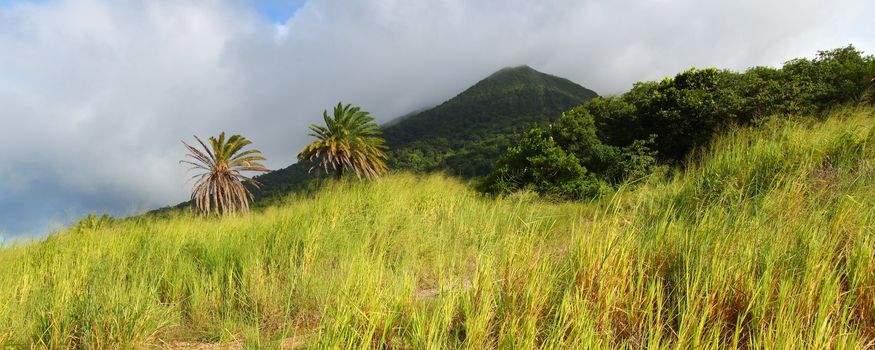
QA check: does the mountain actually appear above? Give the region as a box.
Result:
[382,65,598,176]
[252,65,598,200]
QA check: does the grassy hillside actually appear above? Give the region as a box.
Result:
[1,108,874,348]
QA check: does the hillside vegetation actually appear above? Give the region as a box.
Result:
[483,46,875,199]
[249,66,598,200]
[249,46,873,205]
[1,107,873,348]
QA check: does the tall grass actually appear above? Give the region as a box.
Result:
[0,108,873,349]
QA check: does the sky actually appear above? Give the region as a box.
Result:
[0,0,873,239]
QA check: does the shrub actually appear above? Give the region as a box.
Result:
[482,128,606,200]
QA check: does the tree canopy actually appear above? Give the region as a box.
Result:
[483,45,875,199]
[299,103,389,180]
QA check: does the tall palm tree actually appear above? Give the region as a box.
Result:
[298,102,388,180]
[180,132,269,216]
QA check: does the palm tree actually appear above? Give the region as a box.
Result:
[298,102,388,180]
[180,132,269,216]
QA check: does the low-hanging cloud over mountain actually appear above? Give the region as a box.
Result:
[1,0,873,238]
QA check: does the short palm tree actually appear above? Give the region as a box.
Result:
[298,102,388,180]
[180,132,269,216]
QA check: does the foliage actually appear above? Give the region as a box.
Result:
[586,96,640,146]
[1,109,874,348]
[550,106,619,174]
[482,105,658,198]
[482,127,607,199]
[180,133,268,216]
[610,135,661,181]
[607,68,739,160]
[488,46,874,199]
[783,46,875,109]
[592,45,875,162]
[298,103,388,180]
[69,213,115,234]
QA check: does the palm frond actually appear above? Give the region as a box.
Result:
[180,133,269,216]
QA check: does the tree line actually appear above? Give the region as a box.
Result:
[481,45,875,199]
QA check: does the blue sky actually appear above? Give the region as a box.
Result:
[0,0,307,23]
[251,0,306,23]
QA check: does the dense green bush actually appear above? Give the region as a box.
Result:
[594,45,874,160]
[550,106,620,175]
[481,128,607,200]
[482,107,658,199]
[610,136,660,181]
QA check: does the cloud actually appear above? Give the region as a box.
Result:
[0,0,872,238]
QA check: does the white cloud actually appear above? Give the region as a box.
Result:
[0,0,872,237]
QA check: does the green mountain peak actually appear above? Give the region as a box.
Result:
[381,66,598,177]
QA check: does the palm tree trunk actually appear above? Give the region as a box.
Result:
[334,167,343,180]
